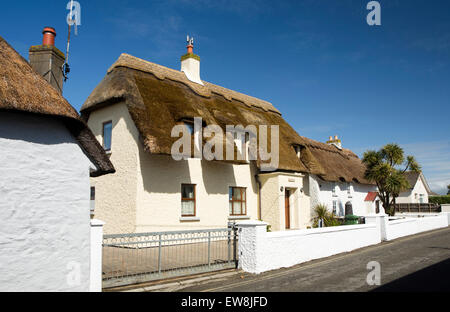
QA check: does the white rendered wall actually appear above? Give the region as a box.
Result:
[237,214,449,274]
[0,112,92,291]
[309,175,377,217]
[385,214,448,240]
[237,221,381,274]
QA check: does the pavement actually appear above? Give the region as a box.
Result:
[110,226,450,292]
[178,226,450,292]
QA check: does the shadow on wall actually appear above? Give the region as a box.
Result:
[0,112,73,145]
[201,159,237,195]
[140,152,192,194]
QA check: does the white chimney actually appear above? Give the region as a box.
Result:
[181,36,203,85]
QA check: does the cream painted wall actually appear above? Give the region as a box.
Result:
[396,176,429,204]
[87,102,260,234]
[87,102,139,234]
[259,173,309,231]
[135,153,259,232]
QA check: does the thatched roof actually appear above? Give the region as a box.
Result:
[0,36,114,177]
[81,53,372,184]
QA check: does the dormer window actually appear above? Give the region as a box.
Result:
[293,144,304,159]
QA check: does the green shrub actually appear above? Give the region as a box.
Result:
[429,196,450,205]
[312,204,341,228]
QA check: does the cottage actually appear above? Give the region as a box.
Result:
[0,31,114,291]
[396,171,433,204]
[81,40,376,234]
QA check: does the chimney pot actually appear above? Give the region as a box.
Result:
[42,27,56,46]
[329,136,333,141]
[334,135,338,140]
[187,44,193,54]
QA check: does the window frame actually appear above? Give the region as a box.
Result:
[229,187,247,216]
[102,120,113,152]
[181,184,196,217]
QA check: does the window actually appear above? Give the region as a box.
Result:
[229,187,247,216]
[90,187,95,201]
[181,184,196,216]
[293,145,303,159]
[332,200,337,215]
[102,121,112,151]
[332,183,337,197]
[419,194,424,204]
[347,183,352,197]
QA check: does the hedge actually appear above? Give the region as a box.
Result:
[429,196,450,205]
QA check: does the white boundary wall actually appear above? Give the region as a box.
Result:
[384,214,448,241]
[237,221,381,274]
[237,213,450,274]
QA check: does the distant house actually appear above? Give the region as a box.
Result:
[81,41,377,234]
[396,171,433,204]
[0,31,114,291]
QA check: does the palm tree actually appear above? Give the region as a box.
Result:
[312,204,340,227]
[362,144,420,216]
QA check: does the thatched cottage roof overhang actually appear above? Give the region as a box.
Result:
[81,53,372,185]
[0,36,115,177]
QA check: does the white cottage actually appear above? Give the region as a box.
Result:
[396,171,433,204]
[0,33,114,291]
[81,41,376,234]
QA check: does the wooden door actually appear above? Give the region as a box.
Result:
[285,189,290,229]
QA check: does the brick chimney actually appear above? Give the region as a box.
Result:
[29,27,65,94]
[181,36,203,85]
[326,135,342,149]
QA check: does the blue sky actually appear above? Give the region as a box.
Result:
[1,0,449,194]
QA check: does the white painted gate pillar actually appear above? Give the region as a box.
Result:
[90,219,105,292]
[235,220,268,274]
[365,214,388,241]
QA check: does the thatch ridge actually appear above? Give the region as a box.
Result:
[0,35,115,177]
[82,53,280,114]
[81,53,373,185]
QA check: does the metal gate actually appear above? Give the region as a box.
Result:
[102,226,238,288]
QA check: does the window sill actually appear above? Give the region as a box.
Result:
[105,150,112,156]
[228,215,250,220]
[180,217,200,222]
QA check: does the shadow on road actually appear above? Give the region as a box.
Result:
[371,258,450,292]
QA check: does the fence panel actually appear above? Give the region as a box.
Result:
[394,203,441,214]
[102,227,238,288]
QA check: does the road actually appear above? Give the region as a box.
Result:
[179,227,450,292]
